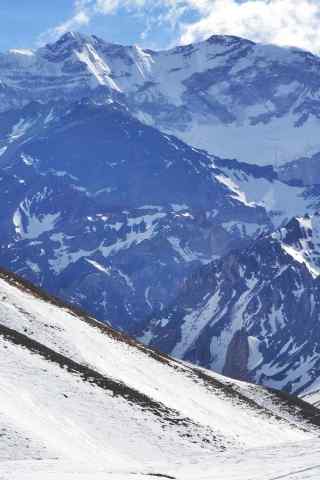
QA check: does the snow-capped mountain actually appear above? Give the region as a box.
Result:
[2,32,320,167]
[0,99,274,329]
[139,212,320,397]
[1,97,320,333]
[1,266,320,479]
[2,32,320,410]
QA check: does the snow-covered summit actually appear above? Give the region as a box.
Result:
[2,32,320,165]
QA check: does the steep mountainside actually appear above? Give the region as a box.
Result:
[2,32,320,165]
[1,267,320,479]
[140,213,320,397]
[0,99,277,329]
[1,98,320,333]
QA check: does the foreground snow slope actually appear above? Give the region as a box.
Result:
[2,441,320,480]
[1,268,320,478]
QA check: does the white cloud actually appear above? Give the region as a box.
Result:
[54,10,90,35]
[95,0,147,14]
[38,0,92,44]
[179,0,320,54]
[39,0,320,55]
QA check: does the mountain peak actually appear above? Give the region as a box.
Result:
[205,34,255,47]
[45,31,93,53]
[270,213,320,278]
[56,31,87,44]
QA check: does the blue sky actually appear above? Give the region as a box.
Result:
[0,1,74,51]
[0,0,195,51]
[1,1,320,54]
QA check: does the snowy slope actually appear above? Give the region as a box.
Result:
[304,391,320,408]
[2,441,320,480]
[1,268,320,479]
[2,33,320,165]
[214,157,320,228]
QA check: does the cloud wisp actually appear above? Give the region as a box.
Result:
[39,0,320,55]
[38,0,92,45]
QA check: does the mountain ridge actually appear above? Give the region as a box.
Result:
[2,31,320,165]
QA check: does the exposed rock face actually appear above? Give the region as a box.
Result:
[139,214,320,397]
[223,330,250,381]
